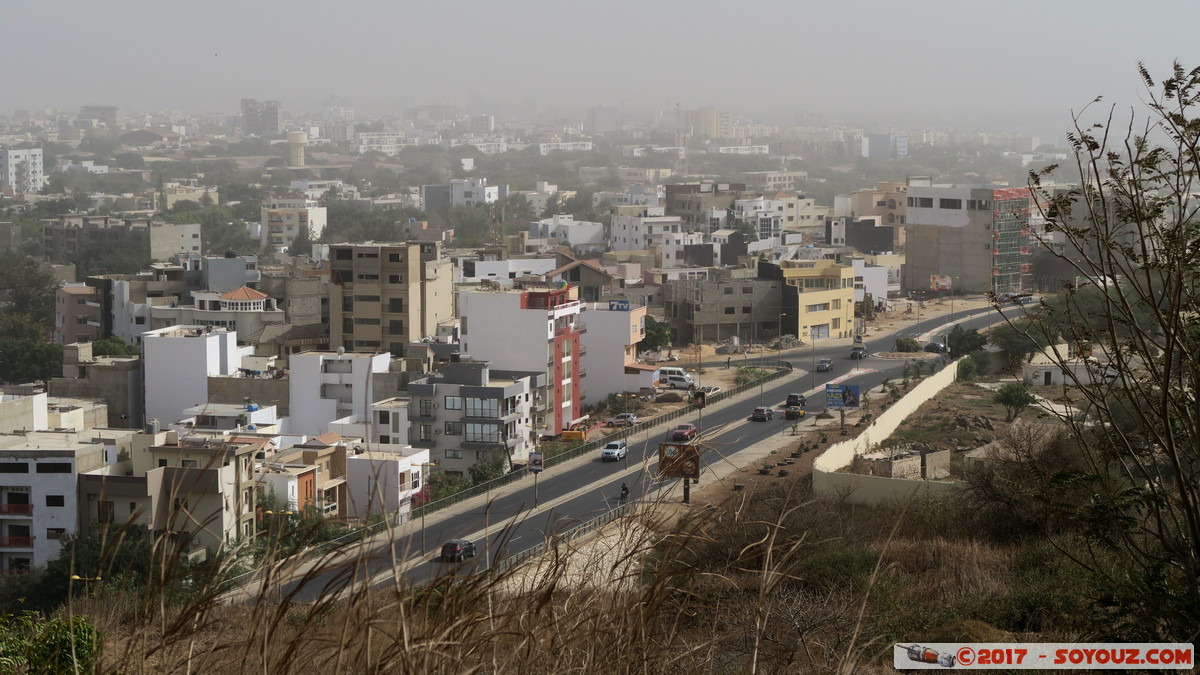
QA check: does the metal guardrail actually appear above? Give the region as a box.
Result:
[491,499,638,576]
[218,362,793,593]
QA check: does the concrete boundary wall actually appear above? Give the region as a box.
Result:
[813,358,963,504]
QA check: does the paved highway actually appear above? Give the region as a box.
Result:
[281,306,1009,601]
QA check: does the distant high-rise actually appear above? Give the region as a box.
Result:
[241,99,283,137]
[586,106,618,135]
[79,105,123,128]
[0,146,44,194]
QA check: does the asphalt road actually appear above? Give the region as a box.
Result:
[282,306,1009,601]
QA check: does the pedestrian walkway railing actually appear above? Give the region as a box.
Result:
[490,499,638,576]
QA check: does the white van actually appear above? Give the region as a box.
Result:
[658,367,688,380]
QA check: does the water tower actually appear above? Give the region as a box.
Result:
[287,130,308,167]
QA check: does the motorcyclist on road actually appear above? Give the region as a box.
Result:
[621,483,630,500]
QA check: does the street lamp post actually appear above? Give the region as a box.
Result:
[415,461,438,553]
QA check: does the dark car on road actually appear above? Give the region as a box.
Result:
[816,358,834,372]
[786,393,806,407]
[850,346,868,359]
[671,423,698,441]
[924,342,947,353]
[751,406,774,421]
[440,539,477,562]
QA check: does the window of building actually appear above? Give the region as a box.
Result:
[465,423,501,443]
[418,424,431,441]
[741,306,751,313]
[444,396,462,410]
[465,398,499,417]
[445,449,463,459]
[36,463,70,473]
[419,399,433,417]
[134,317,146,325]
[388,253,402,263]
[388,275,403,284]
[908,197,933,208]
[377,410,389,426]
[388,298,405,313]
[354,295,380,302]
[46,528,66,540]
[158,459,168,467]
[742,287,753,294]
[357,274,379,281]
[45,495,65,507]
[411,471,420,491]
[723,286,733,294]
[939,198,963,210]
[445,421,463,435]
[354,317,380,325]
[723,307,735,315]
[805,303,831,313]
[389,319,405,333]
[379,435,390,444]
[357,252,379,259]
[181,460,197,468]
[356,340,381,348]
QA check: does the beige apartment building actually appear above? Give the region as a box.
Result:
[329,241,454,355]
[777,260,856,340]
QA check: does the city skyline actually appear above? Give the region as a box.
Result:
[4,0,1197,137]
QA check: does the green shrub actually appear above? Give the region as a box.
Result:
[895,337,921,352]
[799,547,878,591]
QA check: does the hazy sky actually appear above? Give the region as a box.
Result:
[4,0,1197,135]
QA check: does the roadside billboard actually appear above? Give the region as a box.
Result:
[930,274,952,291]
[658,443,701,479]
[825,384,861,410]
[528,451,544,473]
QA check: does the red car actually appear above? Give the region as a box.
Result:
[671,423,698,441]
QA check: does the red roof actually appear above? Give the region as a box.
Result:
[219,286,268,301]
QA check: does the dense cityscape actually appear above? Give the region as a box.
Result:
[0,4,1197,672]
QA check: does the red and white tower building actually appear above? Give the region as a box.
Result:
[458,285,583,435]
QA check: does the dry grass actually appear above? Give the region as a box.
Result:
[35,464,1096,674]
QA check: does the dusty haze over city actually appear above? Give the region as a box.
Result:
[5,0,1197,135]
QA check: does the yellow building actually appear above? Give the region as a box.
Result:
[779,260,855,340]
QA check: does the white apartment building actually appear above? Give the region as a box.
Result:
[0,428,135,572]
[450,178,506,207]
[345,446,430,521]
[538,141,593,155]
[259,197,327,251]
[458,286,583,435]
[288,351,391,438]
[608,206,687,252]
[356,132,410,156]
[142,326,250,430]
[579,301,654,400]
[716,145,769,155]
[455,256,559,285]
[529,214,606,253]
[0,146,44,194]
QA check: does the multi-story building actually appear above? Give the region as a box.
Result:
[861,133,908,159]
[272,436,349,517]
[738,171,808,193]
[578,301,656,399]
[663,274,786,345]
[54,284,103,344]
[904,185,1033,294]
[48,343,142,428]
[665,182,749,228]
[772,259,856,340]
[241,99,283,137]
[328,241,454,355]
[450,178,507,207]
[529,214,606,253]
[288,351,391,438]
[608,205,686,252]
[41,216,201,265]
[682,107,732,139]
[455,255,559,286]
[345,445,429,521]
[538,142,593,155]
[155,181,219,212]
[0,426,136,572]
[259,197,326,251]
[586,106,618,135]
[459,286,583,435]
[406,357,541,476]
[149,285,285,338]
[78,106,123,128]
[0,146,44,194]
[141,433,259,551]
[141,326,250,430]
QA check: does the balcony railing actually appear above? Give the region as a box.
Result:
[0,537,34,548]
[0,505,32,516]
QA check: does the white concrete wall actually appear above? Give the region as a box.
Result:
[580,303,645,401]
[142,328,244,427]
[0,393,48,434]
[813,358,963,504]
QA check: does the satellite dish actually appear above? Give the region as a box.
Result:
[337,346,345,359]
